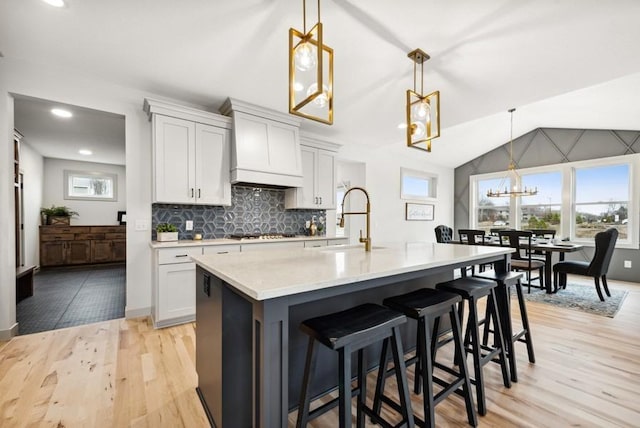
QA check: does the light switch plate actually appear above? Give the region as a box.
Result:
[624,260,632,268]
[186,220,194,231]
[135,220,148,231]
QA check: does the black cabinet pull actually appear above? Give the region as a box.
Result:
[198,188,201,198]
[175,254,189,258]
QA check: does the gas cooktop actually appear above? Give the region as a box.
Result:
[227,233,298,240]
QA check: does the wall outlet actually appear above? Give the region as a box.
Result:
[135,219,148,231]
[624,260,632,269]
[186,220,194,231]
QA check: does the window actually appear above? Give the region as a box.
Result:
[469,155,638,248]
[401,168,437,200]
[476,178,510,233]
[64,170,117,201]
[520,171,562,234]
[574,164,629,240]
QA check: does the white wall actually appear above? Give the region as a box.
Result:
[338,142,455,245]
[42,158,126,226]
[20,141,43,268]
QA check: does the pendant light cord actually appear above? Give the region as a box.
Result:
[509,108,515,168]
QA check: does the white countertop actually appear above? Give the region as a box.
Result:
[149,235,346,249]
[192,242,513,301]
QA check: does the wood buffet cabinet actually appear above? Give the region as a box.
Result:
[40,225,126,267]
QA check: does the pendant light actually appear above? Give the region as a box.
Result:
[486,108,538,198]
[406,48,440,152]
[289,0,334,125]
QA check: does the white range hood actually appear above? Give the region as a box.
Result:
[220,98,304,188]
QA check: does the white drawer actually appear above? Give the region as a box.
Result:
[327,238,349,246]
[304,240,328,248]
[203,244,241,255]
[157,247,203,264]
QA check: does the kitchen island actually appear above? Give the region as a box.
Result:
[192,241,513,428]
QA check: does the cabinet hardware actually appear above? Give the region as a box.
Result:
[198,188,201,198]
[319,197,322,205]
[175,254,189,258]
[217,251,229,254]
[191,188,194,197]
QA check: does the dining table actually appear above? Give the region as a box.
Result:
[483,237,584,293]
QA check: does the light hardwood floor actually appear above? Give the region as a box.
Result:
[1,276,639,427]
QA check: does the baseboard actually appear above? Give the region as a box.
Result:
[125,306,150,319]
[0,322,19,341]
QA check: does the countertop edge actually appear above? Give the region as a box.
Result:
[149,235,348,249]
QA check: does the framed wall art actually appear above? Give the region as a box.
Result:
[405,202,434,221]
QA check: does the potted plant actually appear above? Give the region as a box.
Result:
[40,205,79,225]
[156,223,178,242]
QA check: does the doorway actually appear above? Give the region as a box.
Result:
[12,94,127,335]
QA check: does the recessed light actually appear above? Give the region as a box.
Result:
[42,0,65,7]
[51,108,73,118]
[78,149,92,156]
[397,123,408,129]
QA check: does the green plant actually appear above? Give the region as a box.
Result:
[40,205,79,217]
[156,223,178,233]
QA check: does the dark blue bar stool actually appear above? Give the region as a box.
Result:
[436,277,511,416]
[474,270,535,382]
[296,303,415,428]
[375,288,477,427]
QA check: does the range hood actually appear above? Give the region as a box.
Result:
[220,98,304,188]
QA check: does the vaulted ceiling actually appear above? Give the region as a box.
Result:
[2,0,639,167]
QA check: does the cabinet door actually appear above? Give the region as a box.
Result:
[195,123,231,206]
[66,241,91,265]
[316,149,336,209]
[40,241,66,266]
[112,240,126,262]
[299,146,317,207]
[91,240,113,263]
[158,262,196,322]
[153,115,196,203]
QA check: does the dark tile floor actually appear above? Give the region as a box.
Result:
[16,264,126,335]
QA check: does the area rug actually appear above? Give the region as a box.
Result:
[520,283,628,318]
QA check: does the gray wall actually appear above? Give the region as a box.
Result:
[454,128,640,282]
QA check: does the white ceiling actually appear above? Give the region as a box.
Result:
[13,95,125,165]
[2,0,640,168]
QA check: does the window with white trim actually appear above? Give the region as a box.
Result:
[574,163,629,241]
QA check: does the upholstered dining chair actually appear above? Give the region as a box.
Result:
[553,228,618,301]
[498,230,545,293]
[434,225,453,243]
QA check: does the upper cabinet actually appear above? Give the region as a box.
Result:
[220,98,304,188]
[285,135,340,209]
[144,98,232,206]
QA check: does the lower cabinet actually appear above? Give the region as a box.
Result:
[40,225,126,267]
[152,246,204,328]
[151,239,347,328]
[157,262,197,325]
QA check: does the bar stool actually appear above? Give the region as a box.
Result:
[296,303,415,428]
[375,288,477,428]
[436,277,511,416]
[474,270,535,382]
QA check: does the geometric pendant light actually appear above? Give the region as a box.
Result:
[406,48,440,151]
[289,0,334,125]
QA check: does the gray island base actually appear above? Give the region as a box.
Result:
[192,242,513,427]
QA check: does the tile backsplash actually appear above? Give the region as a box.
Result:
[152,186,326,240]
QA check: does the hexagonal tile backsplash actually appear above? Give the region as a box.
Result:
[151,186,326,240]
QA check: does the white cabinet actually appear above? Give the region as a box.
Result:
[285,138,339,209]
[153,246,203,328]
[145,98,231,206]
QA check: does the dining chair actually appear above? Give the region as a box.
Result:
[553,228,618,301]
[498,230,545,293]
[434,225,453,243]
[458,229,491,274]
[525,229,557,260]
